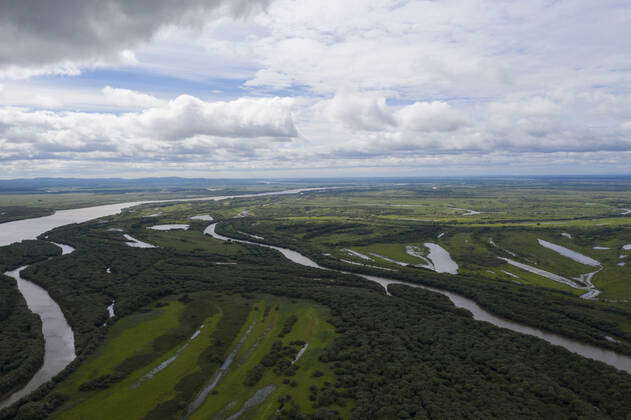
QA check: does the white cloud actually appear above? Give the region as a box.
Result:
[0,95,298,162]
[395,102,468,133]
[102,86,166,109]
[317,91,468,134]
[132,95,297,140]
[2,0,631,176]
[318,91,395,131]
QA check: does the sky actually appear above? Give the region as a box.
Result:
[1,0,630,179]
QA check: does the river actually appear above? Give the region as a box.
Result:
[0,188,331,248]
[2,187,630,409]
[204,223,631,375]
[0,187,330,409]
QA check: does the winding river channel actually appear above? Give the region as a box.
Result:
[204,223,631,375]
[1,187,631,409]
[0,188,328,409]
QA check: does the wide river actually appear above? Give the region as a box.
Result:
[1,187,630,409]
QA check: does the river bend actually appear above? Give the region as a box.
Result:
[0,188,330,408]
[204,223,631,375]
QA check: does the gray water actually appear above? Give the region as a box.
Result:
[293,343,309,364]
[237,231,265,240]
[148,224,190,231]
[190,215,214,221]
[343,248,373,261]
[0,267,76,409]
[0,187,332,247]
[123,234,157,248]
[538,239,600,266]
[499,257,583,289]
[423,242,459,274]
[205,223,631,375]
[51,242,75,255]
[107,301,116,318]
[0,187,332,408]
[0,242,77,409]
[450,207,482,216]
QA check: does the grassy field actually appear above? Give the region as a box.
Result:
[51,291,342,419]
[245,186,631,224]
[190,296,345,419]
[53,293,219,419]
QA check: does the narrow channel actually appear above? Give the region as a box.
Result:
[204,223,631,375]
[0,266,76,410]
[0,243,77,410]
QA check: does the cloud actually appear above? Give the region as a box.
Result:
[318,91,395,131]
[0,95,298,162]
[2,0,631,176]
[102,86,166,109]
[307,91,631,158]
[395,102,468,133]
[0,0,271,78]
[318,92,468,133]
[133,95,297,140]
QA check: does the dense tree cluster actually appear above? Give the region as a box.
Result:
[0,207,53,224]
[0,241,60,273]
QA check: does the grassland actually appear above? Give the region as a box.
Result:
[51,291,341,420]
[190,296,344,419]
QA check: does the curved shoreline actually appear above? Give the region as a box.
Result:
[0,266,76,410]
[205,223,631,375]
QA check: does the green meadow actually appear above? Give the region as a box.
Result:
[52,292,341,419]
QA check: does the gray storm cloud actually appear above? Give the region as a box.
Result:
[0,0,271,72]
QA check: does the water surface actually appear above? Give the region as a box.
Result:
[190,215,214,221]
[423,243,459,274]
[0,267,76,409]
[538,239,600,266]
[148,224,190,231]
[123,234,157,248]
